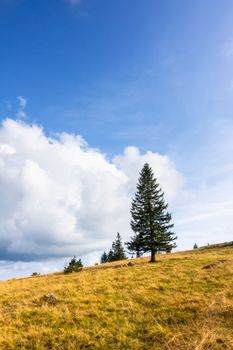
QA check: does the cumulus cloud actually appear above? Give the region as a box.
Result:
[1,117,233,280]
[0,118,183,266]
[113,146,185,204]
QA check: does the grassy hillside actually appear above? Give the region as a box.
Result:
[0,246,232,350]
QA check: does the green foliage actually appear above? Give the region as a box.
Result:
[112,232,127,261]
[31,272,40,277]
[100,251,108,263]
[64,256,83,274]
[107,249,114,262]
[101,233,127,263]
[128,163,177,262]
[193,243,198,249]
[125,233,144,258]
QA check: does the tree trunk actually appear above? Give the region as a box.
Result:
[150,250,156,263]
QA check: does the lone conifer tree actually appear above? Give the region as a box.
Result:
[129,163,176,262]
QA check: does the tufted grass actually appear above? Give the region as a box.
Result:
[0,246,232,349]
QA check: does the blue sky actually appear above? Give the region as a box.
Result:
[0,0,233,279]
[1,0,233,155]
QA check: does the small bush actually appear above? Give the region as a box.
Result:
[64,256,83,274]
[31,272,40,276]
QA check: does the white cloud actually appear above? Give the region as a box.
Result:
[0,144,16,156]
[1,117,232,280]
[113,146,185,204]
[0,119,183,271]
[16,96,27,119]
[17,96,27,109]
[0,259,65,281]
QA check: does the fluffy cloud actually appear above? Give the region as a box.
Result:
[0,118,183,265]
[1,117,233,280]
[113,146,184,204]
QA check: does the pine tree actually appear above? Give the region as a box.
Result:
[112,232,127,261]
[129,163,177,263]
[100,251,108,263]
[125,233,144,258]
[193,243,198,249]
[107,249,114,262]
[102,233,128,263]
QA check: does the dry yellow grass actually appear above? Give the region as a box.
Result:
[0,246,232,349]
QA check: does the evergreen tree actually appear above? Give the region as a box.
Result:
[125,233,144,258]
[100,251,108,263]
[101,233,128,263]
[129,163,177,263]
[112,232,127,261]
[193,243,198,249]
[107,249,114,262]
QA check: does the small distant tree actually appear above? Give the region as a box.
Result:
[112,232,127,261]
[100,233,127,263]
[193,243,198,249]
[64,256,83,274]
[125,233,144,258]
[107,249,114,262]
[100,251,108,264]
[129,163,177,263]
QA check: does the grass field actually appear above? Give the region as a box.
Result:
[0,245,232,349]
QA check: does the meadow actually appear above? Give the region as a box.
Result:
[0,245,232,350]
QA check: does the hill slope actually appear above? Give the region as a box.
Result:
[0,246,232,350]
